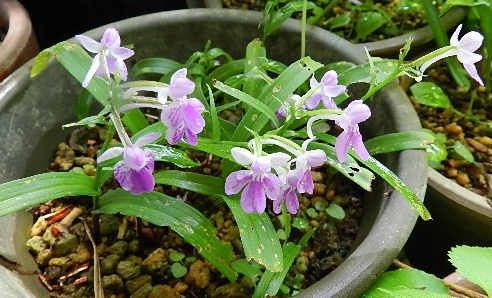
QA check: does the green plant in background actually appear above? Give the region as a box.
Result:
[407,0,492,172]
[364,245,492,297]
[0,2,486,297]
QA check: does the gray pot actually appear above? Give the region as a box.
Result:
[186,0,466,57]
[425,169,492,244]
[0,9,426,297]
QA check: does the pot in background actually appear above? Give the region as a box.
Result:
[186,0,466,57]
[0,0,38,81]
[0,9,427,297]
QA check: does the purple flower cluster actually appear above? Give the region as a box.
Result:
[225,147,327,214]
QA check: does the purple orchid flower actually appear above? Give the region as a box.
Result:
[305,70,346,110]
[97,133,160,195]
[225,148,286,213]
[333,100,371,163]
[418,24,484,85]
[161,98,205,146]
[160,69,205,146]
[273,172,301,214]
[276,94,303,121]
[75,28,134,87]
[294,149,327,194]
[450,24,484,86]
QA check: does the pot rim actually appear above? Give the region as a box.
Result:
[428,168,492,218]
[0,8,427,297]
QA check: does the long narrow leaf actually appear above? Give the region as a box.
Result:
[365,130,434,155]
[153,170,283,272]
[232,57,323,141]
[131,58,182,77]
[213,80,279,127]
[95,189,237,282]
[0,172,98,216]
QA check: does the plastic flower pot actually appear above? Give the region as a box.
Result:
[0,9,426,297]
[186,0,466,57]
[0,0,38,81]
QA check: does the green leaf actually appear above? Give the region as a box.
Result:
[363,268,448,298]
[231,259,263,280]
[206,84,221,141]
[365,130,434,155]
[154,170,225,196]
[122,109,149,134]
[263,1,322,37]
[208,59,245,82]
[328,14,351,29]
[63,114,106,128]
[254,229,315,297]
[449,245,492,296]
[427,132,448,169]
[0,172,98,216]
[76,89,96,120]
[151,170,283,273]
[223,196,283,272]
[145,145,198,168]
[213,80,279,127]
[52,42,110,105]
[233,57,323,141]
[410,82,452,109]
[186,138,247,161]
[451,141,475,163]
[254,243,301,298]
[130,58,182,77]
[441,0,490,15]
[243,39,267,98]
[170,262,187,278]
[325,203,346,220]
[30,48,54,78]
[338,58,399,87]
[357,155,431,220]
[355,12,388,40]
[95,189,237,282]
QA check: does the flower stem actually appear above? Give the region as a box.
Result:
[301,0,307,59]
[110,107,132,147]
[419,0,470,90]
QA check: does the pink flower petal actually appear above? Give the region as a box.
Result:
[97,147,123,164]
[134,132,161,147]
[352,131,370,160]
[241,180,266,213]
[225,170,252,195]
[112,47,134,60]
[463,63,484,86]
[344,100,371,124]
[458,31,483,53]
[75,35,102,53]
[101,28,121,48]
[285,189,299,214]
[262,173,281,200]
[82,53,101,87]
[335,130,351,163]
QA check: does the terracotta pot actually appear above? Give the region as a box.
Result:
[0,0,38,81]
[186,0,466,57]
[0,9,427,297]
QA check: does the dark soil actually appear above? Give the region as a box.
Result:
[222,0,437,42]
[407,66,492,199]
[26,126,364,297]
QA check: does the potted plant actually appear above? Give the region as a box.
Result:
[186,0,466,56]
[402,1,492,248]
[0,0,38,81]
[0,8,459,297]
